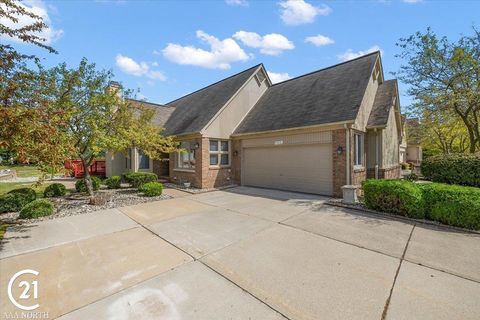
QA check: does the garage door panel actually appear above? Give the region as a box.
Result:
[243,144,332,195]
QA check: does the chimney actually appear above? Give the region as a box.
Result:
[107,80,122,98]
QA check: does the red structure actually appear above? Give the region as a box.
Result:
[64,159,106,178]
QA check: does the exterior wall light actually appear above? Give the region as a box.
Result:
[337,146,343,155]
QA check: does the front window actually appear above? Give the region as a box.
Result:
[138,149,150,169]
[177,141,196,170]
[354,133,364,167]
[209,139,230,166]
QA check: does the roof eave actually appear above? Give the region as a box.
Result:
[232,120,355,138]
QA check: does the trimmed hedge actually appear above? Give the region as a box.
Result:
[363,180,425,219]
[139,181,163,197]
[105,176,121,189]
[43,183,67,198]
[124,172,157,188]
[420,183,480,230]
[0,188,37,213]
[19,199,54,219]
[363,179,480,230]
[75,176,101,193]
[421,154,480,187]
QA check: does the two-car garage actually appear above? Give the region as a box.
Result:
[240,131,333,196]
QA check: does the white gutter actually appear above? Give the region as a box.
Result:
[345,124,351,185]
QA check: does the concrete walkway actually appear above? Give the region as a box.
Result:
[1,186,479,319]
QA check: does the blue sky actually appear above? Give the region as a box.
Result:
[6,0,480,110]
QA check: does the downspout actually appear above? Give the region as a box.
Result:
[375,128,379,179]
[345,124,351,185]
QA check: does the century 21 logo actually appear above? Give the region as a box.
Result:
[8,269,40,311]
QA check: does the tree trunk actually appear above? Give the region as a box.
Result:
[81,158,95,204]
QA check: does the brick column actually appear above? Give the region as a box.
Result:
[332,129,347,198]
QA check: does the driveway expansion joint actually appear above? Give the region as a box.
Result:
[381,223,416,320]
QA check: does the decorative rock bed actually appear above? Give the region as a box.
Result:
[0,188,171,223]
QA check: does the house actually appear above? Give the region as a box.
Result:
[405,118,423,166]
[105,51,403,197]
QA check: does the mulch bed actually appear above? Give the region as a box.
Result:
[0,188,171,224]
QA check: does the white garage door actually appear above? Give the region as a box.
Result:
[243,143,333,195]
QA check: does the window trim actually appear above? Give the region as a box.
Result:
[209,139,230,168]
[176,140,196,170]
[353,133,364,168]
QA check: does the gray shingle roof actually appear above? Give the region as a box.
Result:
[126,98,175,128]
[163,64,261,136]
[234,52,379,135]
[367,79,397,128]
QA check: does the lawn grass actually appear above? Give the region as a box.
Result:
[0,182,51,197]
[0,165,43,177]
[0,222,12,241]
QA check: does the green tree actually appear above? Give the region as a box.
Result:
[0,0,63,174]
[396,27,480,153]
[46,59,177,202]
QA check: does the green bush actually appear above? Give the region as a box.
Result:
[8,188,36,203]
[420,183,480,230]
[105,176,121,189]
[421,154,480,187]
[0,188,37,213]
[139,181,163,197]
[362,179,425,219]
[19,199,54,219]
[124,172,158,188]
[404,173,419,182]
[75,176,101,193]
[43,183,67,198]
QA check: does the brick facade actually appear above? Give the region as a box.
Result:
[366,165,401,179]
[169,137,235,189]
[332,129,347,198]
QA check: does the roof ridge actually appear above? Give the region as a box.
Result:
[271,51,380,87]
[126,98,173,108]
[165,63,263,105]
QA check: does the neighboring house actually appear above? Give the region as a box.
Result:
[399,115,407,163]
[405,118,423,166]
[105,51,403,197]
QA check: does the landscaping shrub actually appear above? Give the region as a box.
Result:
[43,183,67,198]
[421,154,480,187]
[420,183,480,230]
[105,176,121,189]
[362,179,425,219]
[8,188,36,203]
[0,188,37,213]
[75,176,101,193]
[124,172,157,188]
[139,181,163,197]
[404,173,419,182]
[19,199,54,219]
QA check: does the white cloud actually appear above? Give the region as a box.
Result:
[305,34,334,46]
[402,0,423,3]
[225,0,249,6]
[279,0,331,26]
[337,45,383,62]
[115,54,167,81]
[0,0,63,45]
[233,31,294,56]
[161,30,250,69]
[267,71,292,84]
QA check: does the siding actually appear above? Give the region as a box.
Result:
[242,131,332,148]
[203,69,269,138]
[382,107,400,167]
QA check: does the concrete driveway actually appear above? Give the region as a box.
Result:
[1,186,479,319]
